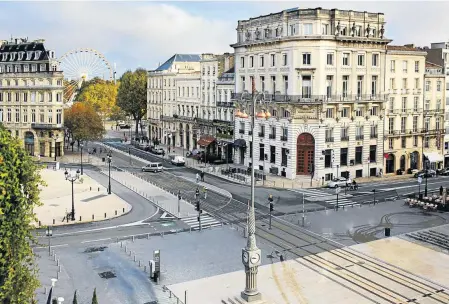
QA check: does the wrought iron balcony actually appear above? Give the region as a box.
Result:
[325,137,334,143]
[355,135,364,140]
[216,133,233,140]
[370,133,378,139]
[269,134,276,139]
[341,136,349,141]
[216,101,234,108]
[280,135,288,141]
[239,129,245,134]
[231,93,388,104]
[31,123,63,130]
[258,132,265,137]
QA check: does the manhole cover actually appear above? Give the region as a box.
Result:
[98,271,116,279]
[84,246,108,253]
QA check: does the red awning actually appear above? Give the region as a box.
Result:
[197,135,216,147]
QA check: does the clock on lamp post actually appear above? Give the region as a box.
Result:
[241,248,261,268]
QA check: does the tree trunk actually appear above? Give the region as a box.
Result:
[134,119,139,138]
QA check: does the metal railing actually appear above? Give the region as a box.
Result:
[231,93,388,103]
[370,133,378,139]
[280,135,288,141]
[325,137,334,142]
[258,132,265,137]
[269,134,276,139]
[355,135,364,140]
[341,136,349,141]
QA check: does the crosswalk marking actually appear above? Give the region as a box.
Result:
[182,213,221,230]
[290,188,330,198]
[325,198,356,207]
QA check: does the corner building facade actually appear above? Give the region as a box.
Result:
[0,38,64,157]
[232,7,389,181]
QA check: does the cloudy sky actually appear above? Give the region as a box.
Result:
[0,1,447,77]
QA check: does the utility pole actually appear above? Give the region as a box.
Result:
[268,194,273,230]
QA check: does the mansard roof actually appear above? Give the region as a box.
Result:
[0,41,49,62]
[154,54,201,71]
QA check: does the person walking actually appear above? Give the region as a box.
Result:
[200,171,205,182]
[440,185,444,196]
[196,173,200,183]
[202,186,207,199]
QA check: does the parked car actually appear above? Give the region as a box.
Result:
[151,147,164,155]
[439,168,449,176]
[142,162,163,172]
[414,170,436,178]
[170,155,185,166]
[328,177,352,188]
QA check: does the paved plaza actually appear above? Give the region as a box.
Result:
[35,169,131,226]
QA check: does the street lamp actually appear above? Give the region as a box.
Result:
[107,151,112,195]
[80,143,84,175]
[424,159,429,197]
[46,226,53,256]
[52,134,58,162]
[64,169,80,221]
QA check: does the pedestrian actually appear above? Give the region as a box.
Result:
[203,186,207,199]
[168,146,171,154]
[200,171,205,182]
[100,148,102,154]
[440,185,444,195]
[162,150,165,157]
[196,173,200,183]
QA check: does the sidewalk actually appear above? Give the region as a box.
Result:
[105,169,197,218]
[34,168,132,227]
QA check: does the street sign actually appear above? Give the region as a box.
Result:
[335,187,341,194]
[418,177,422,184]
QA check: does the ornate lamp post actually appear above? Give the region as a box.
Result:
[52,134,58,161]
[64,169,80,221]
[107,150,112,195]
[80,143,84,175]
[239,83,265,302]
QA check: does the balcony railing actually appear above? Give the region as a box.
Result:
[216,133,233,140]
[31,123,63,130]
[370,133,378,139]
[355,135,364,140]
[248,130,253,135]
[341,136,349,141]
[216,101,234,108]
[258,132,265,137]
[269,134,276,139]
[231,93,388,104]
[280,135,288,141]
[239,129,245,134]
[325,137,334,143]
[161,115,196,123]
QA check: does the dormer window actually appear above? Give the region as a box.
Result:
[18,52,24,61]
[34,51,42,60]
[26,51,33,60]
[51,64,57,71]
[1,53,7,61]
[10,52,16,61]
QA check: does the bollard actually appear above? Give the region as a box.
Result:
[125,246,127,252]
[56,272,59,280]
[44,287,47,295]
[123,207,125,213]
[132,236,135,242]
[139,260,141,267]
[104,213,107,218]
[98,187,100,192]
[79,216,82,221]
[90,186,92,191]
[58,265,61,273]
[38,221,41,227]
[161,232,164,238]
[92,214,95,220]
[53,219,55,225]
[54,254,57,262]
[115,210,117,216]
[57,259,59,266]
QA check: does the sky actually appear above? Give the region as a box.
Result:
[1,1,448,78]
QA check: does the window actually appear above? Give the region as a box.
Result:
[31,109,35,123]
[241,76,245,91]
[389,138,394,149]
[371,76,377,96]
[39,110,44,123]
[370,124,378,137]
[402,60,408,73]
[369,145,377,162]
[322,24,329,35]
[424,117,430,131]
[341,108,349,118]
[402,78,408,89]
[415,61,419,73]
[302,53,311,65]
[56,109,62,124]
[325,128,334,142]
[372,54,379,67]
[283,76,288,94]
[259,143,265,161]
[425,81,430,91]
[301,75,311,98]
[48,109,53,123]
[240,57,245,68]
[389,117,394,134]
[270,54,275,67]
[357,76,363,97]
[270,146,276,163]
[271,76,276,93]
[249,56,254,68]
[324,150,332,168]
[281,148,287,166]
[370,106,378,116]
[260,76,265,92]
[15,109,19,122]
[424,136,429,148]
[402,97,407,113]
[303,23,313,35]
[424,99,430,111]
[15,93,19,102]
[356,126,364,139]
[413,97,419,112]
[282,54,287,66]
[436,117,441,130]
[437,81,442,91]
[401,117,406,133]
[413,116,418,132]
[415,78,420,89]
[326,76,333,98]
[390,78,396,90]
[340,148,348,166]
[390,60,395,72]
[342,76,349,97]
[326,108,334,118]
[326,53,333,65]
[401,137,406,149]
[355,146,363,164]
[342,53,350,66]
[357,54,365,66]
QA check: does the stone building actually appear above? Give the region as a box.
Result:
[0,37,64,157]
[384,45,427,174]
[231,7,389,181]
[147,54,201,145]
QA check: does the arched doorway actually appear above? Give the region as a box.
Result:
[24,132,34,156]
[386,154,395,174]
[296,133,315,175]
[410,151,419,170]
[400,155,406,171]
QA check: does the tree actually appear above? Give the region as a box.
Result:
[64,103,105,147]
[72,290,78,304]
[0,125,43,303]
[116,68,147,136]
[77,81,118,120]
[91,288,98,304]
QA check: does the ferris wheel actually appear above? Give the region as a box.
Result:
[58,48,115,103]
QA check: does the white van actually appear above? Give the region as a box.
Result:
[142,162,163,172]
[170,155,185,166]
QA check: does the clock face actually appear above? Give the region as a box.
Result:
[242,251,249,263]
[250,253,260,264]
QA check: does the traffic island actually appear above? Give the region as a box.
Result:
[33,169,132,227]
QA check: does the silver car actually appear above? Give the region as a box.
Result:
[328,177,352,188]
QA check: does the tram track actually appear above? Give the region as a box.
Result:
[104,142,449,303]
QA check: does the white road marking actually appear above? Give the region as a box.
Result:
[81,238,111,244]
[34,244,69,249]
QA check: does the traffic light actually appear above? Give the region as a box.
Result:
[195,201,200,211]
[270,203,274,212]
[268,194,273,202]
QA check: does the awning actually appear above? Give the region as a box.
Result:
[424,152,444,163]
[234,139,247,148]
[197,135,216,147]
